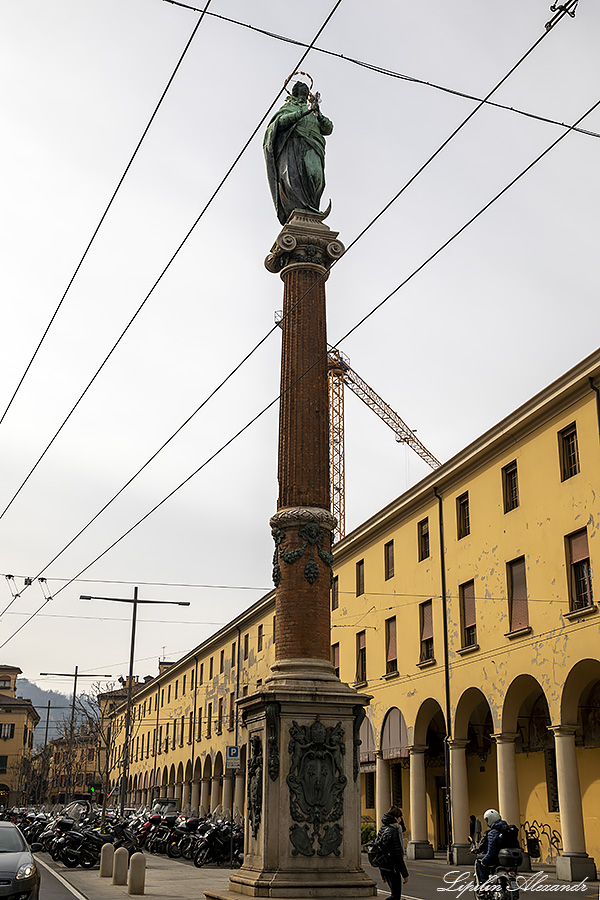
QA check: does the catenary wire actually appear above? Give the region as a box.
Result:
[1,90,596,654]
[163,0,599,141]
[0,3,577,618]
[0,2,214,431]
[2,574,270,591]
[0,0,345,527]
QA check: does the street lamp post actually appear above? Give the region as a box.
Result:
[80,587,190,816]
[40,667,112,804]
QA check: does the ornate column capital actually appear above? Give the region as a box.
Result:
[265,210,345,278]
[270,506,336,531]
[447,739,469,750]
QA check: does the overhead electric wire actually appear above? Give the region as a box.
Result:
[0,0,345,527]
[2,574,269,591]
[0,2,577,622]
[164,0,598,140]
[0,2,214,431]
[1,86,596,654]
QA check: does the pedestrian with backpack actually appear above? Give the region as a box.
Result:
[373,806,409,900]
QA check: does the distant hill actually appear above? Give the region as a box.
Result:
[16,678,72,749]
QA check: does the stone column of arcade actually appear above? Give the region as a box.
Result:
[407,746,434,859]
[550,725,596,881]
[205,75,376,900]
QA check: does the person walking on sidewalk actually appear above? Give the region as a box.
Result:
[378,805,409,900]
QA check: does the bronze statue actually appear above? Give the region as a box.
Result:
[264,78,333,224]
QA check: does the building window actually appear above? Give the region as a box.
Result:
[191,669,195,691]
[385,617,397,674]
[418,518,430,561]
[419,600,434,661]
[559,423,580,481]
[231,641,236,667]
[183,674,186,695]
[196,710,202,741]
[502,461,519,512]
[272,615,276,641]
[217,698,223,734]
[331,643,340,678]
[180,715,185,746]
[199,663,204,685]
[460,580,477,647]
[242,685,248,697]
[229,693,235,731]
[209,657,214,679]
[356,559,365,596]
[88,748,95,761]
[507,557,528,631]
[244,633,249,659]
[257,624,264,651]
[331,575,339,611]
[161,689,164,707]
[0,723,15,740]
[220,649,225,674]
[167,685,171,703]
[175,680,178,699]
[356,631,367,683]
[206,703,212,739]
[567,529,593,610]
[457,493,470,539]
[384,541,394,580]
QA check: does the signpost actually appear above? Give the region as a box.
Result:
[226,746,240,770]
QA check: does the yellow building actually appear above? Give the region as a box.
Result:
[106,349,599,881]
[0,665,40,807]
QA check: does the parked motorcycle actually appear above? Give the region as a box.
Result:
[193,819,243,868]
[469,836,522,900]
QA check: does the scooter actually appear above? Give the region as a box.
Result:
[469,836,522,900]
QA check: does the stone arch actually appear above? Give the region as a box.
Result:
[414,698,446,747]
[203,755,212,780]
[502,674,551,750]
[162,765,169,790]
[561,658,600,726]
[454,687,496,741]
[176,761,184,784]
[213,751,224,777]
[193,756,203,781]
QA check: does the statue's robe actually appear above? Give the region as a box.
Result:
[264,98,333,225]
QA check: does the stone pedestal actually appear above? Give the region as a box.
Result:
[205,661,375,899]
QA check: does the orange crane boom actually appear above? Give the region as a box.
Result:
[328,348,441,542]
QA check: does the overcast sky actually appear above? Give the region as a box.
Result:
[0,0,598,695]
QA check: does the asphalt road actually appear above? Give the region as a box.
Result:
[37,856,87,900]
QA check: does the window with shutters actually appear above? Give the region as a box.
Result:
[175,680,178,699]
[217,698,223,734]
[502,461,519,513]
[385,617,397,674]
[257,624,264,651]
[0,723,15,740]
[188,712,193,743]
[0,755,8,774]
[356,631,367,683]
[209,657,214,679]
[206,703,212,739]
[559,423,580,481]
[220,649,225,674]
[418,518,430,561]
[419,600,434,661]
[567,529,593,610]
[384,541,394,580]
[180,714,185,746]
[460,580,477,647]
[244,633,249,659]
[507,557,529,632]
[457,493,470,539]
[365,772,375,810]
[231,641,236,667]
[331,643,340,678]
[199,663,204,685]
[356,559,365,596]
[190,669,195,691]
[197,709,202,742]
[331,575,339,610]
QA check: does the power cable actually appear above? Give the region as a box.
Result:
[0,2,577,617]
[1,87,595,654]
[164,0,598,141]
[0,2,214,430]
[2,574,269,591]
[0,0,344,525]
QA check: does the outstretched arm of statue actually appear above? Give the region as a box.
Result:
[317,112,333,135]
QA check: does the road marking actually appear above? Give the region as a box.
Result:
[35,856,89,900]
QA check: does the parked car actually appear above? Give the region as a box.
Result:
[0,820,40,899]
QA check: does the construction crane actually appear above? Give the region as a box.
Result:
[328,348,441,543]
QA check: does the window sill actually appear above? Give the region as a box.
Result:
[354,680,368,689]
[504,626,532,640]
[417,657,436,669]
[456,643,479,655]
[564,604,597,621]
[383,670,399,680]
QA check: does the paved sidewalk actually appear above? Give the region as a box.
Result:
[37,852,232,900]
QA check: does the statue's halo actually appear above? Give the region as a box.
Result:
[284,70,314,98]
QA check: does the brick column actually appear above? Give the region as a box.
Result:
[266,211,344,666]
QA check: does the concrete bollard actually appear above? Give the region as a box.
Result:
[99,842,114,877]
[112,846,129,885]
[127,852,146,895]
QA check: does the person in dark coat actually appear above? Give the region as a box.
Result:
[476,808,507,885]
[378,805,409,900]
